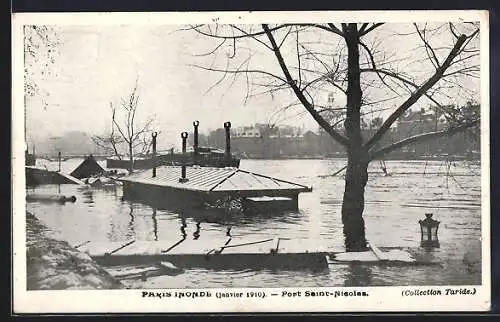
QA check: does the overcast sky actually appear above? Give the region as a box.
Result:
[23,20,481,149]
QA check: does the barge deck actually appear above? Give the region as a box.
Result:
[75,238,438,272]
[119,165,312,211]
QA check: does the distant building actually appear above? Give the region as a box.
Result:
[197,104,480,160]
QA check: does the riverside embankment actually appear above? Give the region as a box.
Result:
[26,211,124,290]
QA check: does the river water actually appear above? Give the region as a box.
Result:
[26,158,483,288]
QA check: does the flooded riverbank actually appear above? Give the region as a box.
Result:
[26,212,124,290]
[25,158,483,288]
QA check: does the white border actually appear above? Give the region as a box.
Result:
[12,10,491,313]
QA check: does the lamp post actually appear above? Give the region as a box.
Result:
[419,213,440,248]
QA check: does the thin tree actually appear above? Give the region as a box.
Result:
[188,22,480,252]
[91,103,125,159]
[105,79,155,173]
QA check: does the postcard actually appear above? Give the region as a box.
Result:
[12,10,490,313]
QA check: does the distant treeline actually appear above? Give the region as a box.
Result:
[30,104,480,161]
[189,106,480,160]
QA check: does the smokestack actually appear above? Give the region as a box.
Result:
[151,132,158,178]
[193,120,199,164]
[179,132,189,183]
[224,121,231,162]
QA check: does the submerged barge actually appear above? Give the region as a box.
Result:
[120,165,312,212]
[119,121,312,212]
[75,238,437,272]
[25,166,85,186]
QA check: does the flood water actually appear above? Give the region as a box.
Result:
[26,158,483,288]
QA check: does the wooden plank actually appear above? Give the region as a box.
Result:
[379,249,416,262]
[106,266,161,279]
[328,251,379,262]
[107,240,136,255]
[368,242,416,262]
[113,239,181,256]
[78,241,134,257]
[368,242,388,260]
[277,238,340,254]
[158,261,184,275]
[73,240,91,249]
[58,172,86,185]
[220,238,276,255]
[166,237,231,255]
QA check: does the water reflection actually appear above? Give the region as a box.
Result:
[124,193,304,228]
[127,201,135,240]
[119,201,241,243]
[81,189,94,206]
[152,208,158,241]
[193,222,201,240]
[180,217,187,238]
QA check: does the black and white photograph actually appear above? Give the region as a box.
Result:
[12,10,490,313]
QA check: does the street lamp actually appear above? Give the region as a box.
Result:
[419,213,440,248]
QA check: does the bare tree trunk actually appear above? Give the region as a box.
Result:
[342,148,369,251]
[341,24,368,252]
[128,143,134,173]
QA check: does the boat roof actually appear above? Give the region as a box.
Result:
[119,165,312,195]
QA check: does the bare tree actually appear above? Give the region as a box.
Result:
[91,103,125,159]
[24,25,60,105]
[188,22,480,252]
[96,79,156,173]
[24,25,61,150]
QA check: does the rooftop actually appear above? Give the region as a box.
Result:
[119,166,312,195]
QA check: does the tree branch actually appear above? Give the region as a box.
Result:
[360,68,457,120]
[190,64,288,84]
[414,23,440,69]
[369,118,479,160]
[327,23,344,36]
[364,34,468,150]
[358,40,401,97]
[359,23,385,36]
[111,103,129,144]
[191,23,344,43]
[262,24,349,147]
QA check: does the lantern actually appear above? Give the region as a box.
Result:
[419,213,440,248]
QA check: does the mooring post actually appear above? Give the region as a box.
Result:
[193,120,199,165]
[58,151,61,172]
[151,131,158,178]
[179,132,189,183]
[224,121,231,164]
